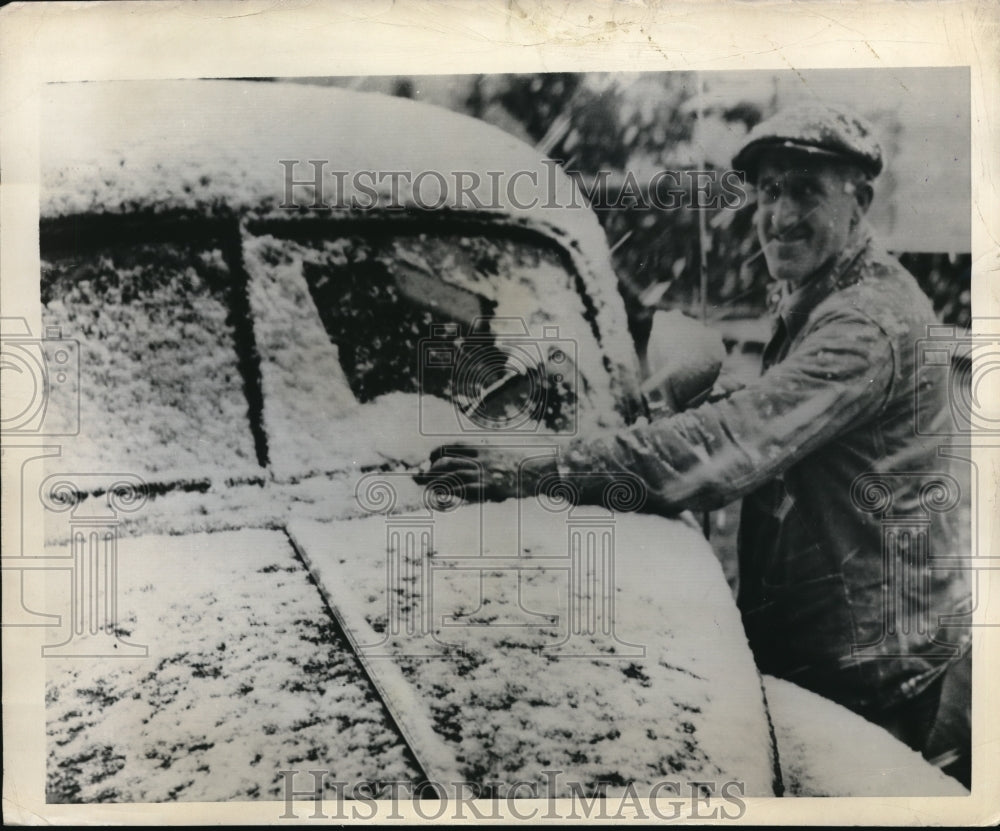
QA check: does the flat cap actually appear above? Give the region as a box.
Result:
[732,101,883,180]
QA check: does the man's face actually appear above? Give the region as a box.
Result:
[753,154,868,286]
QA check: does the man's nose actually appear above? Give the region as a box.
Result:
[769,192,803,232]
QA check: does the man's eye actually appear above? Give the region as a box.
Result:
[760,184,781,203]
[789,180,822,200]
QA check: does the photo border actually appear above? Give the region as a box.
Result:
[2,0,997,825]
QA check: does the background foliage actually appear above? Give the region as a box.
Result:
[294,71,972,350]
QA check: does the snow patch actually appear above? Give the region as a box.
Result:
[45,529,418,802]
[289,501,775,795]
[763,675,968,796]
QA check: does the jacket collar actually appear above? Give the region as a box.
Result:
[770,223,873,340]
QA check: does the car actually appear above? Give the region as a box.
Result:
[33,79,964,805]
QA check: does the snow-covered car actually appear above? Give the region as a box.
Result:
[34,79,963,804]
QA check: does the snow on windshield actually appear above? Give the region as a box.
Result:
[245,229,619,482]
[40,226,623,492]
[41,242,263,482]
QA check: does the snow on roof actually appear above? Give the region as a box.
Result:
[40,79,639,415]
[41,79,612,274]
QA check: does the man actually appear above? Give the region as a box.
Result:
[420,102,971,757]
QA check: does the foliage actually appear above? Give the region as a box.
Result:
[319,72,971,337]
[460,73,970,342]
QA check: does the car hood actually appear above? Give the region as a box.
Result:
[43,500,779,799]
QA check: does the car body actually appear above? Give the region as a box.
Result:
[35,79,962,802]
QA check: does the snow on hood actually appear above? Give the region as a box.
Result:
[289,501,777,795]
[44,529,419,802]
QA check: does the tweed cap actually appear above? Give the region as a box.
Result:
[732,102,883,180]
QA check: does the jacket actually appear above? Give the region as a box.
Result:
[562,227,971,712]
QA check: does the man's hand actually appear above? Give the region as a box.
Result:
[413,444,559,503]
[706,372,747,403]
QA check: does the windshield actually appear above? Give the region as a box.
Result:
[298,231,598,435]
[41,223,618,486]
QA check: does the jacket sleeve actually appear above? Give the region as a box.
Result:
[561,307,896,512]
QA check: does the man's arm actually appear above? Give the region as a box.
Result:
[562,307,896,512]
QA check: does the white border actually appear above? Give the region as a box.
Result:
[2,0,997,825]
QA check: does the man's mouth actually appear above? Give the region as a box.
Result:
[770,230,810,245]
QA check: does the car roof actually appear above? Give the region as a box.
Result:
[41,79,610,280]
[42,80,565,214]
[40,78,638,409]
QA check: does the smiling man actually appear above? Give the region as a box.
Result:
[420,102,971,764]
